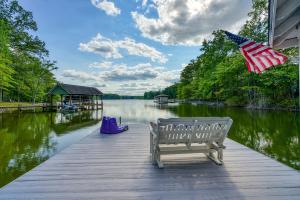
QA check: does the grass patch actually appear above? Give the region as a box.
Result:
[0,102,35,107]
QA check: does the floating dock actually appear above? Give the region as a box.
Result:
[0,102,103,112]
[0,124,299,199]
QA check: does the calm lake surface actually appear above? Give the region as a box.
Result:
[0,100,299,187]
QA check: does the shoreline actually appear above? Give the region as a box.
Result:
[0,100,299,113]
[182,100,300,112]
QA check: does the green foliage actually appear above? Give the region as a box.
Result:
[0,19,14,95]
[144,84,178,99]
[144,91,161,99]
[0,0,56,103]
[239,0,268,42]
[167,0,299,109]
[162,84,178,99]
[103,94,143,99]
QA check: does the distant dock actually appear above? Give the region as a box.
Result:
[0,102,103,112]
[0,124,299,199]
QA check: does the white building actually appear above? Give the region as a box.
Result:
[154,94,169,104]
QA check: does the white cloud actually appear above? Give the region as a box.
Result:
[140,82,153,86]
[61,69,106,89]
[62,69,99,82]
[61,62,179,95]
[79,33,167,63]
[101,63,161,81]
[90,82,107,87]
[143,3,156,15]
[79,34,122,59]
[118,37,167,63]
[97,62,180,83]
[142,0,148,7]
[132,0,251,45]
[160,69,180,83]
[91,0,121,16]
[120,83,138,88]
[89,61,113,69]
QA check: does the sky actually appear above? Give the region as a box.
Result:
[18,0,252,95]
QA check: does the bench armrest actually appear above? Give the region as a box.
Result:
[149,122,158,138]
[149,122,159,154]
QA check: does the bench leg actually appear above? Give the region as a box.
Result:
[152,150,164,168]
[206,150,223,165]
[151,148,156,165]
[157,160,164,168]
[156,153,164,168]
[151,148,164,168]
[150,133,156,165]
[218,148,223,162]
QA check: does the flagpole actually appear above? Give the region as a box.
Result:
[298,27,300,111]
[297,26,300,111]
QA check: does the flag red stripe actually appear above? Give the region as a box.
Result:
[242,49,260,73]
[262,56,274,67]
[273,51,287,64]
[241,50,253,72]
[251,47,270,56]
[241,41,256,49]
[254,56,267,71]
[245,61,251,72]
[268,50,284,64]
[246,44,264,53]
[244,51,265,71]
[255,66,262,73]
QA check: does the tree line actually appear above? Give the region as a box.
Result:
[143,84,178,99]
[103,93,144,100]
[0,0,56,104]
[144,0,299,109]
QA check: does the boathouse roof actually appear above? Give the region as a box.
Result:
[48,83,103,96]
[155,94,168,98]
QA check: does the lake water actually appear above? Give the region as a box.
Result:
[0,100,299,187]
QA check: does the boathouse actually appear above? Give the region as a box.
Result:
[154,94,168,104]
[48,83,103,110]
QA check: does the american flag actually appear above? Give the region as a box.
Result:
[224,31,287,74]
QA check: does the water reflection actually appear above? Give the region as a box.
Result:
[0,111,102,187]
[102,100,177,123]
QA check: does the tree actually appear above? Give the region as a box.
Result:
[22,57,56,104]
[180,60,198,84]
[0,19,14,101]
[239,0,268,42]
[0,0,56,102]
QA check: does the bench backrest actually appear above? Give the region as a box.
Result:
[157,117,233,145]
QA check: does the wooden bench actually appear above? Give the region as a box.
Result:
[149,117,233,168]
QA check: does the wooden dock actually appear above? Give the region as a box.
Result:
[0,124,299,199]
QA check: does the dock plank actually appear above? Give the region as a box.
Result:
[0,124,299,199]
